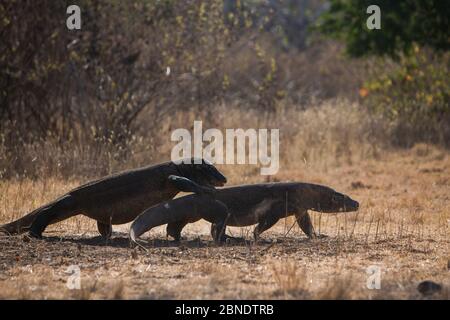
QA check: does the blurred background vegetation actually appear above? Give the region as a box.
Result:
[0,0,448,179]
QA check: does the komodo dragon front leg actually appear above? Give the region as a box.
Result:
[97,221,112,239]
[253,205,322,241]
[166,220,191,242]
[210,212,231,243]
[167,175,216,195]
[295,210,327,239]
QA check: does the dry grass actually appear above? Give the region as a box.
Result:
[0,100,383,179]
[0,102,449,300]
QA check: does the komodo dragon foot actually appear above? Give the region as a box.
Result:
[223,234,246,245]
[310,233,328,239]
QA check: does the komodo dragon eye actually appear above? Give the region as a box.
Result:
[331,194,344,203]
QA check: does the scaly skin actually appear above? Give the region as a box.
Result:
[130,182,359,244]
[0,158,226,239]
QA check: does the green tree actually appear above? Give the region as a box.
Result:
[317,0,449,58]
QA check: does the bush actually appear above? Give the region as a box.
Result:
[361,49,450,147]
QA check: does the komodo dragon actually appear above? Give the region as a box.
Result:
[129,181,359,244]
[0,159,226,239]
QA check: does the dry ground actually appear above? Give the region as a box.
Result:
[0,144,449,299]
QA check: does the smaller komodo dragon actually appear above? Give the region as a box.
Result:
[0,159,226,239]
[129,181,359,244]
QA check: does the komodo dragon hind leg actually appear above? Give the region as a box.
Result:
[211,221,227,243]
[208,200,234,244]
[166,220,193,241]
[97,221,112,240]
[211,222,245,244]
[210,212,246,244]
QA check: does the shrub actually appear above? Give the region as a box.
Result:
[361,49,450,147]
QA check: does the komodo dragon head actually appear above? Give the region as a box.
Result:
[294,184,359,213]
[172,158,227,188]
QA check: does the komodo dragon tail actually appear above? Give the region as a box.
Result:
[129,198,196,243]
[0,206,48,235]
[0,195,70,235]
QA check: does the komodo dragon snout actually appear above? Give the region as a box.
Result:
[300,185,359,213]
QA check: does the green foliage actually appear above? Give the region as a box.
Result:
[317,1,450,146]
[317,0,449,58]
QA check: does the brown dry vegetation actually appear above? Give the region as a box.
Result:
[0,103,448,300]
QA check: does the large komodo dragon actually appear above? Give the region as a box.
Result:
[130,181,359,243]
[0,159,226,239]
